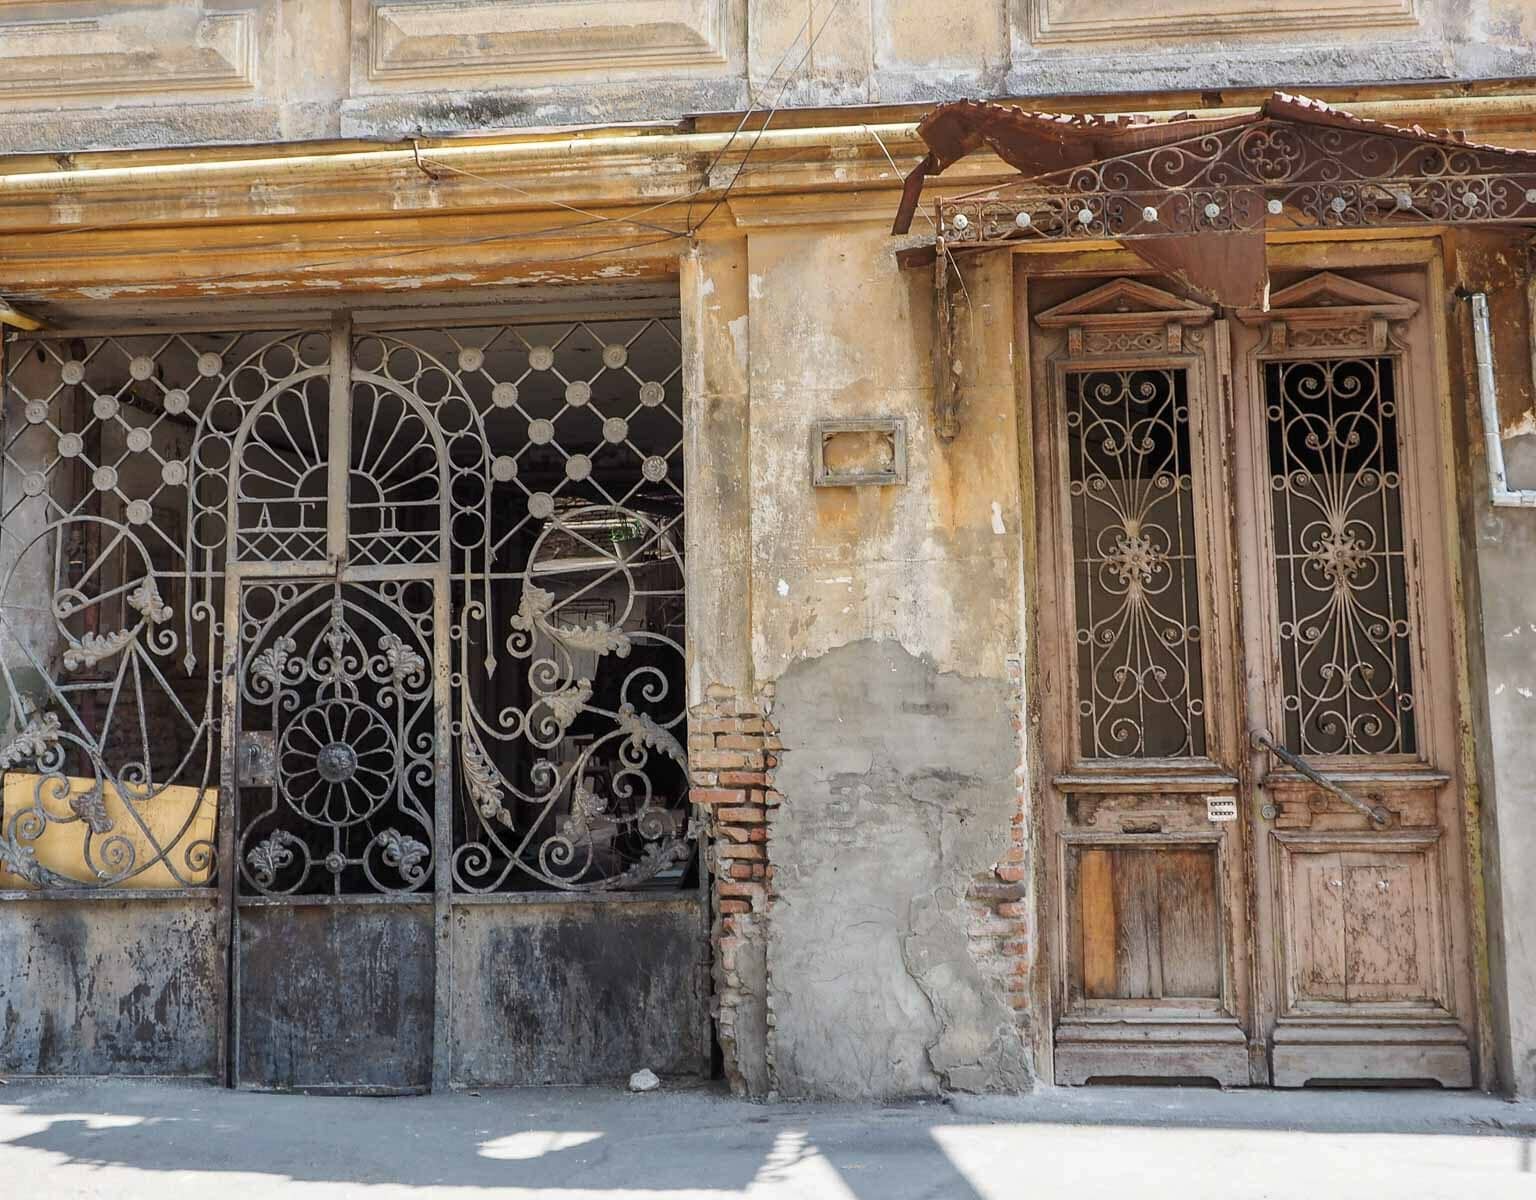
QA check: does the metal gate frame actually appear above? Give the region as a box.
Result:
[0,301,709,1091]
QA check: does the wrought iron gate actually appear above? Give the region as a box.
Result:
[0,309,706,1091]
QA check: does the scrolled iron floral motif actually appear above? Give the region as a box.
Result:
[0,713,62,771]
[1065,367,1207,759]
[1265,356,1417,756]
[235,580,436,896]
[939,117,1536,245]
[375,827,431,885]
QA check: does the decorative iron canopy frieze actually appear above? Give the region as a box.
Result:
[936,117,1536,247]
[901,93,1536,247]
[896,92,1536,306]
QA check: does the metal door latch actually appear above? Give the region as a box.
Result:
[239,730,276,786]
[1250,729,1390,827]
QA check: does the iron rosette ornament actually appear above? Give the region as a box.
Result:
[237,582,438,896]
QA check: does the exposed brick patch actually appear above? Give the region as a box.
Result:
[690,683,780,1097]
[966,654,1031,1017]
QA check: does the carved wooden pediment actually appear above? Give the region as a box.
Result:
[1036,277,1213,356]
[1236,271,1418,353]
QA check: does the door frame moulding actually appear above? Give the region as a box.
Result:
[1229,266,1473,1086]
[1023,268,1253,1086]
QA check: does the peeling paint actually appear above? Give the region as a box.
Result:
[1503,410,1536,439]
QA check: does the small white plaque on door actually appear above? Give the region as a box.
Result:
[1206,795,1238,822]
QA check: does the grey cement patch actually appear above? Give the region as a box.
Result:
[766,639,1030,1100]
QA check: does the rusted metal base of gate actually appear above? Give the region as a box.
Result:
[0,305,708,1093]
[231,893,708,1093]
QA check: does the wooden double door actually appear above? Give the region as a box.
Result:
[1031,265,1478,1087]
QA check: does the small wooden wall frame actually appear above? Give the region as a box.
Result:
[811,417,908,487]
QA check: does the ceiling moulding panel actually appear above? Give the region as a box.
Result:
[1027,0,1419,43]
[0,12,256,98]
[369,0,732,81]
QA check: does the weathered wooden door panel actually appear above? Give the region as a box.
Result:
[1072,843,1222,1001]
[1033,262,1477,1088]
[1232,267,1475,1088]
[1031,277,1252,1086]
[1279,838,1448,1009]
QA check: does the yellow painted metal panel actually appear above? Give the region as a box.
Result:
[0,772,216,889]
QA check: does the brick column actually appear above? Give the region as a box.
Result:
[689,683,780,1096]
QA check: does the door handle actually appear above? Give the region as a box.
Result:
[1250,730,1390,827]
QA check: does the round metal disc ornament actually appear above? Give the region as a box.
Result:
[317,742,360,784]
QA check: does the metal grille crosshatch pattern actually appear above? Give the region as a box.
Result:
[1065,366,1207,759]
[362,320,690,894]
[0,330,312,889]
[1262,355,1417,757]
[0,315,689,896]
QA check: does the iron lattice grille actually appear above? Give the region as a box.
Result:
[364,320,690,893]
[0,316,688,895]
[0,330,328,888]
[1064,367,1207,759]
[1264,355,1416,756]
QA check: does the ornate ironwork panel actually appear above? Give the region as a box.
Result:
[0,330,322,889]
[1263,355,1416,756]
[350,320,689,892]
[236,579,437,896]
[1,316,688,897]
[939,117,1536,246]
[347,371,446,568]
[1064,366,1207,759]
[229,349,334,564]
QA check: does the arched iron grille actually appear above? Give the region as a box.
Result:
[0,315,688,895]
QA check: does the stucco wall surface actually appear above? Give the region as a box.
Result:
[768,639,1031,1099]
[680,224,1032,1097]
[0,1,1530,153]
[1456,234,1536,1097]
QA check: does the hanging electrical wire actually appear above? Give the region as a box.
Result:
[0,0,870,302]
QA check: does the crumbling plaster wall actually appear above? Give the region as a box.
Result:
[685,225,1032,1099]
[1454,232,1536,1096]
[0,1,1530,154]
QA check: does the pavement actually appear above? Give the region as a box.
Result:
[1,1077,1533,1199]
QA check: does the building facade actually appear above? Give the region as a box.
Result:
[0,0,1534,1100]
